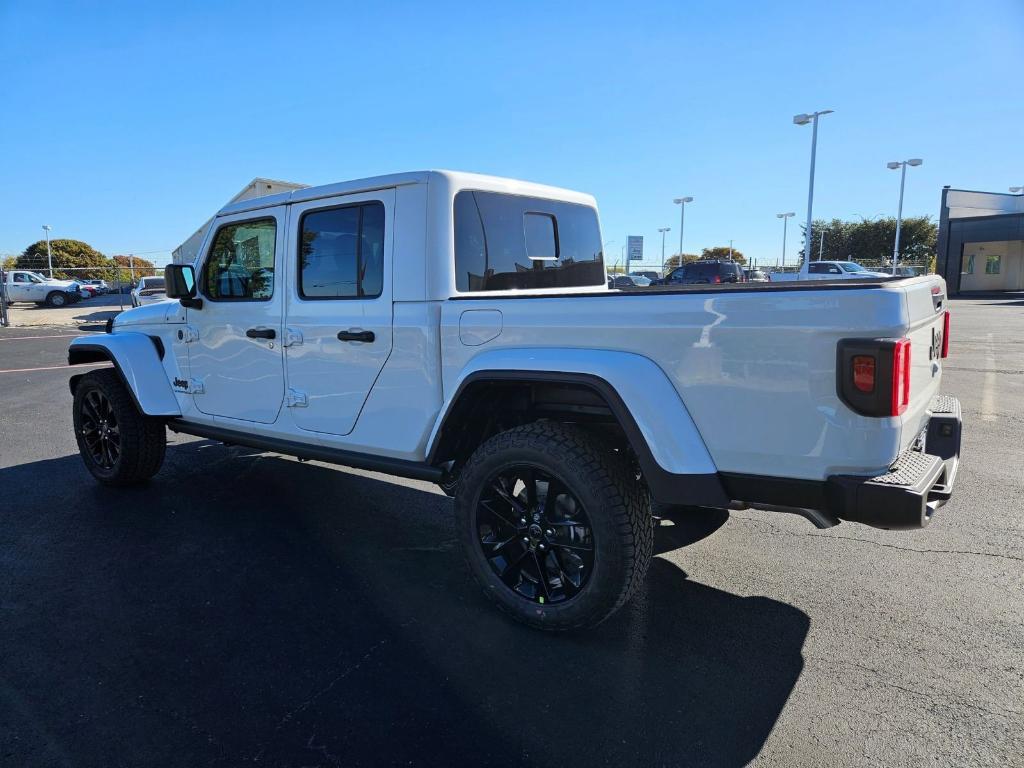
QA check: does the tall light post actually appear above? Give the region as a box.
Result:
[777,212,795,268]
[887,158,923,275]
[658,227,671,271]
[793,109,834,278]
[673,196,693,273]
[42,225,53,277]
[729,239,734,260]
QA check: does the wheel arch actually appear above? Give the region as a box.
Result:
[427,349,728,507]
[68,334,180,417]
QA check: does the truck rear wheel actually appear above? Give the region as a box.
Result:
[73,369,166,486]
[455,423,652,630]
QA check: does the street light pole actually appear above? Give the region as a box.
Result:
[42,225,53,277]
[793,110,833,279]
[658,227,671,271]
[819,230,825,260]
[887,158,923,275]
[729,239,734,260]
[777,212,795,268]
[672,196,693,275]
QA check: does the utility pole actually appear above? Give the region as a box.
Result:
[819,230,824,261]
[777,212,795,268]
[793,110,834,278]
[888,158,923,274]
[673,197,694,274]
[129,253,136,284]
[42,225,53,277]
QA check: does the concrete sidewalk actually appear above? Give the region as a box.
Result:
[3,293,126,327]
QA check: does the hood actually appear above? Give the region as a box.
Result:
[113,301,184,329]
[43,278,78,289]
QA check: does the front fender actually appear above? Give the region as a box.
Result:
[432,347,718,477]
[68,333,180,416]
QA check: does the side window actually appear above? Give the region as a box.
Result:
[204,218,277,301]
[985,254,1001,274]
[13,273,29,283]
[829,266,842,274]
[808,263,825,274]
[453,191,604,292]
[299,202,385,299]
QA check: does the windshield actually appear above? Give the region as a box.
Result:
[28,272,46,282]
[838,262,867,272]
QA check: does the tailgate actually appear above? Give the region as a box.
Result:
[901,276,949,449]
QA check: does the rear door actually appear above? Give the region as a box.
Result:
[284,189,395,436]
[188,208,287,424]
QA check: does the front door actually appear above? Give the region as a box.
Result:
[284,189,395,436]
[9,272,45,302]
[188,207,287,424]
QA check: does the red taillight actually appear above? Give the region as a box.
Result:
[713,275,721,284]
[942,310,950,358]
[852,356,876,392]
[891,338,911,416]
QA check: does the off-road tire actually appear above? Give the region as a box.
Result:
[46,291,66,307]
[73,368,166,486]
[455,422,653,631]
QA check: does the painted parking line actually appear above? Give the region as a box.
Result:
[0,362,110,375]
[0,333,90,342]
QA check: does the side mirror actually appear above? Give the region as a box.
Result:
[164,264,201,308]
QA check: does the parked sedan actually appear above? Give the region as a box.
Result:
[130,276,168,307]
[82,279,110,294]
[744,268,770,282]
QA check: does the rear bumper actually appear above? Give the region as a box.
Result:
[827,395,961,530]
[718,395,962,531]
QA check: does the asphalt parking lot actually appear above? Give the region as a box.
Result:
[1,295,1022,768]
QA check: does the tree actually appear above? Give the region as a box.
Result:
[799,216,936,265]
[2,255,17,270]
[663,253,701,272]
[18,239,108,280]
[700,246,746,265]
[111,254,158,284]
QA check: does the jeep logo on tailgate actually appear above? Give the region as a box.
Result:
[930,327,943,361]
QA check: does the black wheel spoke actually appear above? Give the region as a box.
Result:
[480,499,518,530]
[553,542,593,553]
[79,388,119,470]
[490,480,527,517]
[542,477,564,516]
[532,552,552,602]
[523,468,538,508]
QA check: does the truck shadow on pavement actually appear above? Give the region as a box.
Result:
[0,439,810,768]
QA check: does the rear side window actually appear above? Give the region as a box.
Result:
[204,218,277,301]
[299,202,385,299]
[685,262,714,277]
[454,191,605,292]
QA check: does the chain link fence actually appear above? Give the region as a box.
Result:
[0,262,166,326]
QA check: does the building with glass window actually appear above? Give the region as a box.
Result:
[936,188,1024,293]
[172,178,307,265]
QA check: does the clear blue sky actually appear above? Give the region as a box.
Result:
[2,0,1022,268]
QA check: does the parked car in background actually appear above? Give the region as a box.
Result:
[894,266,923,277]
[83,279,110,294]
[630,270,660,282]
[608,274,639,289]
[772,261,890,281]
[130,276,168,307]
[78,283,99,299]
[2,270,83,306]
[744,268,770,283]
[656,260,744,285]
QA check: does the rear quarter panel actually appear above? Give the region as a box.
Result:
[441,283,924,481]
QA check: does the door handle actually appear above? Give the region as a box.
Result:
[246,327,276,340]
[337,329,375,343]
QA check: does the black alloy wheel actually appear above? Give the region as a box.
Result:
[476,464,595,605]
[79,388,121,470]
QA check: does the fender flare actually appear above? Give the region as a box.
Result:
[427,348,728,507]
[68,333,181,417]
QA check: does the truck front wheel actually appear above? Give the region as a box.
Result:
[46,291,66,307]
[73,369,166,485]
[455,423,652,630]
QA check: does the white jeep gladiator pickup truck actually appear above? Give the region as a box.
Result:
[3,270,83,306]
[68,171,961,630]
